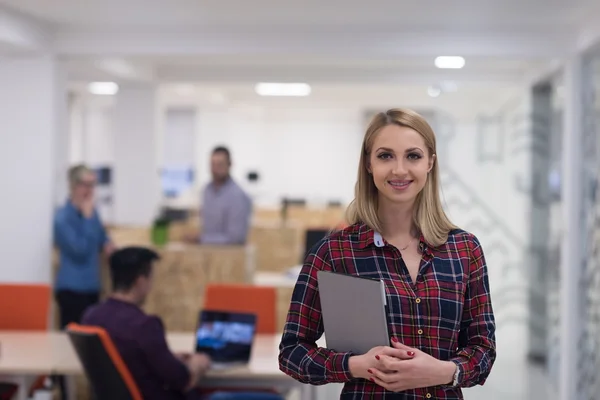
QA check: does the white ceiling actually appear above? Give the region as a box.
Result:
[1,0,600,85]
[0,0,595,29]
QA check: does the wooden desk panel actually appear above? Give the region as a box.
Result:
[249,225,303,272]
[143,244,255,332]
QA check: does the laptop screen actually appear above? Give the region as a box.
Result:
[195,310,257,363]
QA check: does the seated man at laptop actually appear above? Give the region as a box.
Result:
[82,247,209,399]
[83,246,283,400]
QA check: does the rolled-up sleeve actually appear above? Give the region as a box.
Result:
[278,240,355,385]
[450,235,496,387]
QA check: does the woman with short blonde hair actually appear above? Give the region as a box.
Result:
[279,108,496,399]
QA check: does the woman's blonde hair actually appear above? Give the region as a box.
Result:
[345,108,456,247]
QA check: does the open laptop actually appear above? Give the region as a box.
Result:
[194,310,257,369]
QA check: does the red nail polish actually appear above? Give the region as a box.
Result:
[375,355,380,360]
[367,369,372,374]
[391,337,398,343]
[370,378,374,382]
[408,351,415,356]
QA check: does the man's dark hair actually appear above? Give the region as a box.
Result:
[109,247,160,292]
[212,146,231,163]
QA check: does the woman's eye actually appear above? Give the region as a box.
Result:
[377,152,393,160]
[407,153,422,160]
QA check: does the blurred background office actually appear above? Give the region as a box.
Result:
[0,0,600,399]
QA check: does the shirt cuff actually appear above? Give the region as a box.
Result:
[445,358,466,387]
[327,352,355,383]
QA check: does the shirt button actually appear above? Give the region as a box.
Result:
[415,298,421,304]
[418,329,424,335]
[426,394,432,399]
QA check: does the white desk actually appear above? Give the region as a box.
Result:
[254,266,302,289]
[253,272,297,288]
[0,331,66,375]
[0,331,318,400]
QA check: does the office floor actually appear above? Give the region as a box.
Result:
[286,356,556,400]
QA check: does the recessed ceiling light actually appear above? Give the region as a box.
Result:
[255,82,311,97]
[88,81,119,95]
[434,56,465,69]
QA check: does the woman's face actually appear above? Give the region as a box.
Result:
[367,124,434,207]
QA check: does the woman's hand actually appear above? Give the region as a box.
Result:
[368,339,456,392]
[348,343,415,380]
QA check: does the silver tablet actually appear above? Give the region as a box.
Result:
[317,270,390,355]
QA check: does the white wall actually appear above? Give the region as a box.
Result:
[69,94,115,166]
[0,55,66,283]
[112,85,161,226]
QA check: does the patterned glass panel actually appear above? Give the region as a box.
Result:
[545,74,564,385]
[578,53,600,400]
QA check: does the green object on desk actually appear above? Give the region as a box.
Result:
[151,218,169,246]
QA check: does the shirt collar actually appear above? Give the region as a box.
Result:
[357,223,433,256]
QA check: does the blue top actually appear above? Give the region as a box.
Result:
[53,200,109,293]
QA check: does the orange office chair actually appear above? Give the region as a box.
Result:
[0,284,51,398]
[203,284,277,334]
[0,284,50,330]
[66,323,142,400]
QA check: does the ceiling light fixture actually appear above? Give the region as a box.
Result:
[88,81,119,95]
[255,82,311,97]
[434,56,465,69]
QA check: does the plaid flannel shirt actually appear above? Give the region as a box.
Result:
[278,223,496,399]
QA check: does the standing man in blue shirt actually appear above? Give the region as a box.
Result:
[54,164,115,329]
[198,146,252,245]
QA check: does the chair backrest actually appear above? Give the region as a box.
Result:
[0,284,50,330]
[203,284,277,334]
[66,323,143,400]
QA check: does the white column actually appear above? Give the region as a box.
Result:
[112,84,161,226]
[559,55,583,400]
[0,54,67,283]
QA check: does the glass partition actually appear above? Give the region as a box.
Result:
[577,49,600,400]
